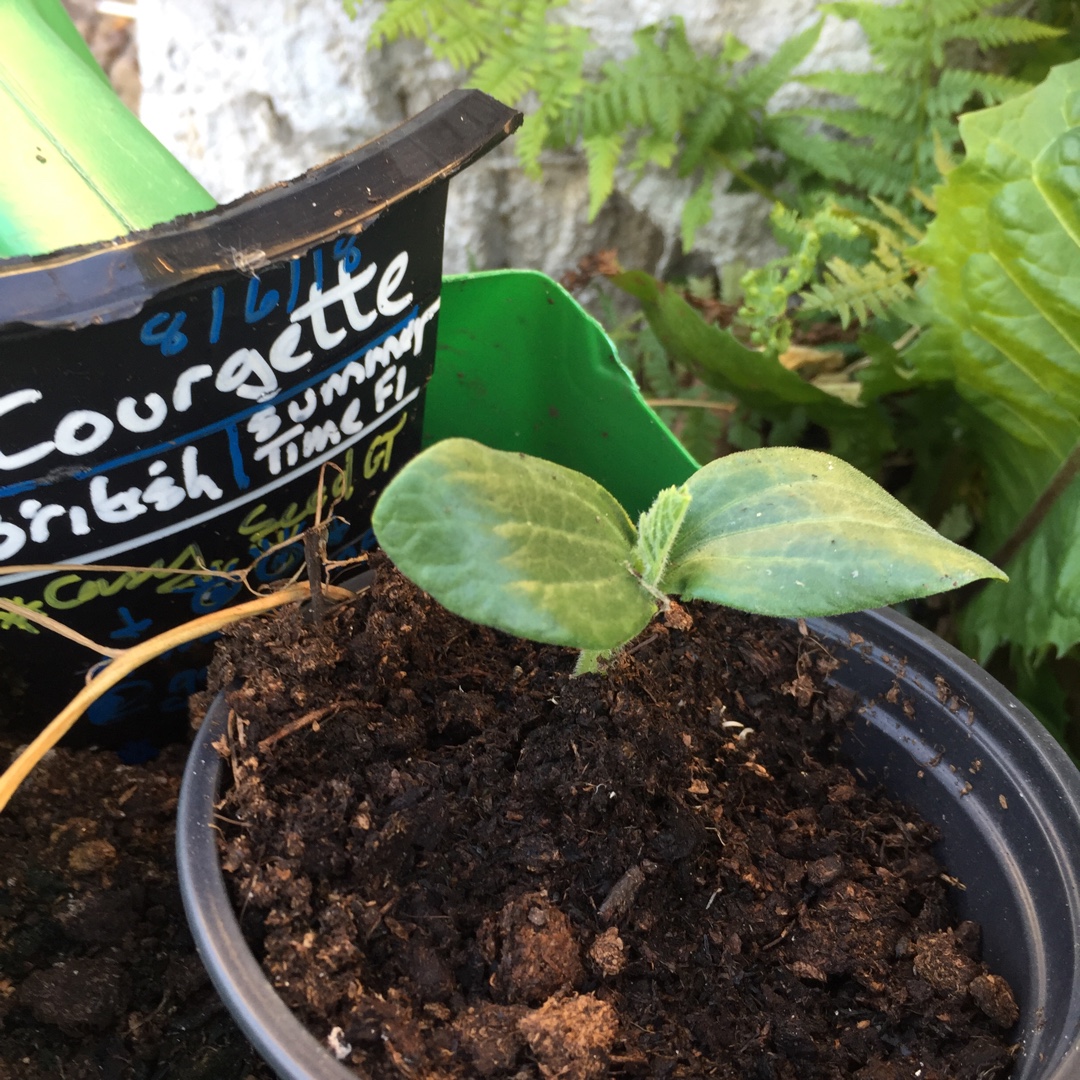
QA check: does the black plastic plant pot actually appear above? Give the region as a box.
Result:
[0,90,519,749]
[177,606,1080,1080]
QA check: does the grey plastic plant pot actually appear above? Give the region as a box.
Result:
[177,605,1080,1080]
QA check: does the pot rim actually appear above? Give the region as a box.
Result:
[177,605,1080,1080]
[176,692,358,1080]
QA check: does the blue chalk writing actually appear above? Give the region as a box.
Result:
[287,258,301,314]
[87,678,155,725]
[210,285,225,344]
[140,312,188,356]
[245,276,280,323]
[226,423,250,490]
[110,606,153,640]
[334,235,362,275]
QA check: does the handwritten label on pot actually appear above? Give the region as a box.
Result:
[0,234,435,571]
[0,198,440,742]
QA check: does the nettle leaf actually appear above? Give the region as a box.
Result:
[960,438,1080,662]
[953,410,1079,663]
[660,448,1005,617]
[913,62,1080,456]
[371,439,656,652]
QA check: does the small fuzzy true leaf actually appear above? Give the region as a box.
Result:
[372,439,657,651]
[635,484,692,589]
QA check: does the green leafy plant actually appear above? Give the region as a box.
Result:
[357,0,1059,248]
[551,17,825,248]
[904,59,1080,697]
[766,0,1060,219]
[613,58,1080,750]
[371,438,1004,673]
[603,256,902,476]
[359,0,591,177]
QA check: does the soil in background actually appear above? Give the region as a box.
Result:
[0,737,273,1080]
[209,555,1019,1080]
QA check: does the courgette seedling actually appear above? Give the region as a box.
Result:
[372,438,1006,673]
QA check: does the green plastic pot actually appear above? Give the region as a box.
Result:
[427,270,696,518]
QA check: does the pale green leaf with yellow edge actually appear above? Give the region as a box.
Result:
[371,439,656,652]
[660,448,1006,617]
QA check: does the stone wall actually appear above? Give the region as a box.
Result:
[137,0,873,279]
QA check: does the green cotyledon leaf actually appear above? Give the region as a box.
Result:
[659,447,1006,617]
[371,438,657,652]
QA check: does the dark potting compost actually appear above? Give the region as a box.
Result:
[204,556,1019,1080]
[0,735,272,1080]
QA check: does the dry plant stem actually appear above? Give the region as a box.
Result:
[598,863,647,925]
[304,527,328,625]
[991,439,1080,569]
[257,705,337,752]
[0,581,354,814]
[0,599,124,658]
[646,398,737,413]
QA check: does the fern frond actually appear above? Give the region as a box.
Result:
[736,19,823,110]
[925,0,1003,22]
[848,156,914,203]
[822,2,930,66]
[803,255,918,328]
[711,111,757,160]
[368,0,434,46]
[769,204,806,246]
[801,103,919,142]
[868,197,924,242]
[681,174,716,253]
[584,134,623,220]
[798,72,920,118]
[470,53,536,105]
[938,68,1034,105]
[645,75,685,142]
[363,0,1058,236]
[627,132,678,173]
[622,74,649,129]
[681,96,736,173]
[794,201,925,327]
[765,116,855,186]
[946,15,1065,49]
[514,109,550,179]
[565,20,697,146]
